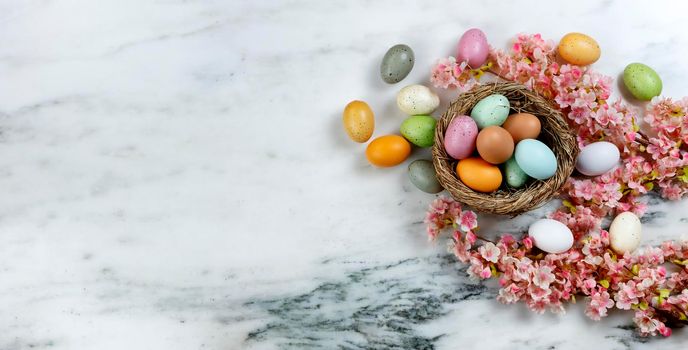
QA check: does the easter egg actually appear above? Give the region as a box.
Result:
[514,139,557,180]
[397,84,440,115]
[366,135,411,167]
[408,159,443,194]
[444,115,478,160]
[476,126,514,164]
[528,219,574,254]
[380,44,414,84]
[609,212,642,254]
[558,33,601,66]
[470,94,510,129]
[502,113,541,143]
[456,157,502,193]
[457,28,489,68]
[400,115,437,148]
[576,141,620,176]
[342,101,375,143]
[504,156,529,188]
[623,63,662,101]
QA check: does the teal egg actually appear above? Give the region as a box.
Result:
[380,44,415,84]
[470,94,510,129]
[408,159,443,193]
[400,115,437,147]
[504,156,529,188]
[514,139,557,180]
[623,63,662,101]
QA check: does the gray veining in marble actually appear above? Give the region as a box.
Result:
[1,0,688,349]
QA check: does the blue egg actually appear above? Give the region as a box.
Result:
[514,139,557,180]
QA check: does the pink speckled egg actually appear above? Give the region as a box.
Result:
[444,115,478,160]
[457,28,489,68]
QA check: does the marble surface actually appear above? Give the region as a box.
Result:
[1,0,688,349]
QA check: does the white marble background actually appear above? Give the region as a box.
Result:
[1,0,688,349]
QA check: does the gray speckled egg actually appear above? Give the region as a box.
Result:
[504,156,529,188]
[380,44,415,84]
[408,159,443,194]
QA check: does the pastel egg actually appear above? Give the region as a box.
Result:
[576,141,620,176]
[396,84,440,115]
[444,115,478,160]
[400,115,437,148]
[476,126,514,164]
[558,33,601,66]
[470,94,510,129]
[609,212,642,254]
[502,113,541,143]
[456,157,502,193]
[623,63,662,101]
[514,139,557,180]
[366,135,411,167]
[504,156,529,188]
[342,100,375,143]
[380,44,414,84]
[528,219,574,254]
[408,159,443,194]
[457,28,489,68]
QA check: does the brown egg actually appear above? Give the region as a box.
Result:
[476,126,514,164]
[502,113,541,143]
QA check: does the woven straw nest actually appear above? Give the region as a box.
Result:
[432,82,578,216]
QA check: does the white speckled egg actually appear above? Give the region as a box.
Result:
[396,84,440,115]
[609,212,641,255]
[576,141,620,176]
[528,219,574,254]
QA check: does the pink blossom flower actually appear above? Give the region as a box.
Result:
[532,265,555,289]
[585,291,615,320]
[479,242,501,263]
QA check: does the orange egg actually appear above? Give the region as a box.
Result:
[502,113,541,143]
[343,100,375,143]
[366,135,411,167]
[476,126,514,164]
[456,157,502,192]
[558,33,601,66]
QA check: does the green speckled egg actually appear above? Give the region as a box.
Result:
[470,94,510,129]
[380,44,414,84]
[408,159,443,194]
[623,63,662,101]
[504,156,529,188]
[400,115,437,148]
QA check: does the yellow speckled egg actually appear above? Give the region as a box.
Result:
[558,33,601,66]
[343,100,375,143]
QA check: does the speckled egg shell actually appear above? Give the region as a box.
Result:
[396,85,440,115]
[623,63,662,101]
[380,44,415,84]
[408,159,443,194]
[400,115,437,148]
[609,212,642,254]
[504,156,529,188]
[342,100,375,143]
[558,32,601,66]
[444,115,478,160]
[470,94,510,129]
[457,28,489,68]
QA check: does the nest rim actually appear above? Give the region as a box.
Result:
[432,82,578,216]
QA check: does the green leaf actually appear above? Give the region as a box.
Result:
[632,264,640,275]
[644,182,655,191]
[658,289,670,305]
[599,279,610,289]
[638,300,649,310]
